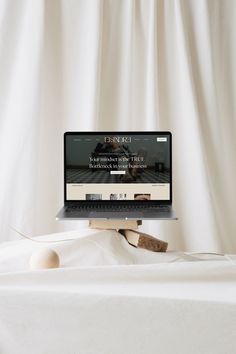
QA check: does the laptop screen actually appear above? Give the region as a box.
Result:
[65,132,171,203]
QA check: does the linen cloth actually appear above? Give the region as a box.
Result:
[0,229,236,354]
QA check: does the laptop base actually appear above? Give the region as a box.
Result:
[89,219,168,252]
[56,205,177,220]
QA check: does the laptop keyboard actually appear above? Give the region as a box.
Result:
[66,204,171,213]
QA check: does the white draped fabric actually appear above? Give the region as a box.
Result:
[0,230,236,354]
[0,0,236,252]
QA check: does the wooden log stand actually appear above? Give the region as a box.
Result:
[89,220,168,252]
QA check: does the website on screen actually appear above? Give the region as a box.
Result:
[65,134,170,201]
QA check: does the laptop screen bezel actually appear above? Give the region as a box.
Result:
[64,131,172,205]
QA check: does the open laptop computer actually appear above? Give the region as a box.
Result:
[56,131,177,220]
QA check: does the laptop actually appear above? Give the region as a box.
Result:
[56,131,177,220]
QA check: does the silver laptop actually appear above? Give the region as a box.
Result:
[56,131,177,220]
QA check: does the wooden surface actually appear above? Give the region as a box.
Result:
[89,219,168,252]
[89,219,142,230]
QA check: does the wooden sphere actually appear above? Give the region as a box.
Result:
[29,248,60,270]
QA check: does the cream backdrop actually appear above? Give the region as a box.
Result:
[0,0,235,252]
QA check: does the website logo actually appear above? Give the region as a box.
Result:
[104,136,132,143]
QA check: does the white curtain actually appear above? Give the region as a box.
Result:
[0,0,235,252]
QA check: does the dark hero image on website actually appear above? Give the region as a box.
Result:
[65,133,170,201]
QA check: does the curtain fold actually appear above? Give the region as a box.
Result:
[0,0,235,252]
